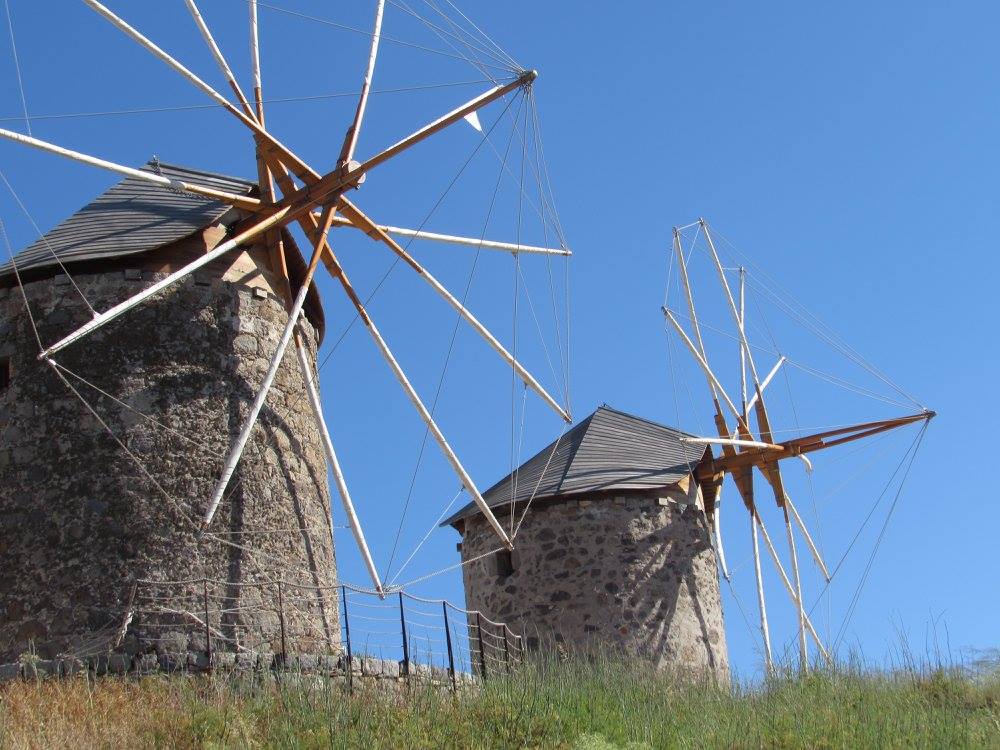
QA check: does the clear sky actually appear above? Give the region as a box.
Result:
[0,1,996,680]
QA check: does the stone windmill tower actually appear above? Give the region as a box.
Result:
[445,405,730,682]
[0,0,572,667]
[0,164,338,661]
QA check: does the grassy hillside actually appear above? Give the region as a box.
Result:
[1,658,997,748]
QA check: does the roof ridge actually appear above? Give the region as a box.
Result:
[594,403,696,438]
[142,160,256,189]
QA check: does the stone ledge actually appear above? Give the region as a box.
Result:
[0,652,483,687]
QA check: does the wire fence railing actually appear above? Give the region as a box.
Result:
[122,578,523,685]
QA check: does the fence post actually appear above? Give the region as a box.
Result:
[276,579,288,669]
[502,624,511,675]
[341,585,353,693]
[399,592,410,680]
[203,578,212,671]
[475,612,487,681]
[442,601,457,691]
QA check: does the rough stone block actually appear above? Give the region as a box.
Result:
[90,655,109,676]
[135,654,159,674]
[253,287,268,300]
[26,659,59,679]
[157,653,184,673]
[211,652,236,670]
[59,658,85,676]
[317,654,339,675]
[381,659,400,678]
[187,651,210,671]
[0,663,21,681]
[411,662,432,680]
[108,654,131,674]
[235,652,259,671]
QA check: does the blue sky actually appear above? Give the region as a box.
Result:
[1,1,996,679]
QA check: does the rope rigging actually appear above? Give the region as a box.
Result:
[244,0,519,75]
[0,80,497,123]
[2,0,29,135]
[382,89,526,583]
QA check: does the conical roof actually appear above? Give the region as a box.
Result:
[0,160,325,339]
[442,405,708,527]
[0,161,254,278]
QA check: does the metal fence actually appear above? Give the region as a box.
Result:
[129,578,523,683]
[342,586,524,685]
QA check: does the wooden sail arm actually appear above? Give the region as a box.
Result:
[335,195,571,422]
[323,214,570,255]
[258,72,534,219]
[338,0,386,166]
[0,128,261,211]
[696,410,934,479]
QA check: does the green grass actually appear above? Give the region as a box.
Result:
[1,656,998,748]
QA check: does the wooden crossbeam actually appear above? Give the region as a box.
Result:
[696,411,934,480]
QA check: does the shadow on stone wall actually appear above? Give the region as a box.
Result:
[0,272,337,661]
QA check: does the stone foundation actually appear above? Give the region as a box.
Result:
[0,651,477,693]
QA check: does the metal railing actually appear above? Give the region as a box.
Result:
[127,578,523,682]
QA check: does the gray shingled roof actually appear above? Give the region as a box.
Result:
[442,405,708,527]
[0,160,325,339]
[0,161,255,278]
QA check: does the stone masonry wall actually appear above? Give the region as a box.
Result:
[0,254,339,662]
[460,494,729,682]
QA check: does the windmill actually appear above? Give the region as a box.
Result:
[662,218,933,673]
[0,0,571,603]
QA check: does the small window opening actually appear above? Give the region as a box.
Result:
[495,550,514,578]
[0,357,10,393]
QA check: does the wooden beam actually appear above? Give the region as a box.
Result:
[184,0,256,119]
[325,214,570,255]
[785,492,831,582]
[82,0,317,184]
[682,436,782,451]
[201,204,337,530]
[753,507,833,665]
[0,127,260,210]
[749,507,773,672]
[39,206,293,358]
[698,411,934,478]
[295,339,384,594]
[337,195,570,422]
[338,0,386,166]
[313,237,515,551]
[261,73,533,222]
